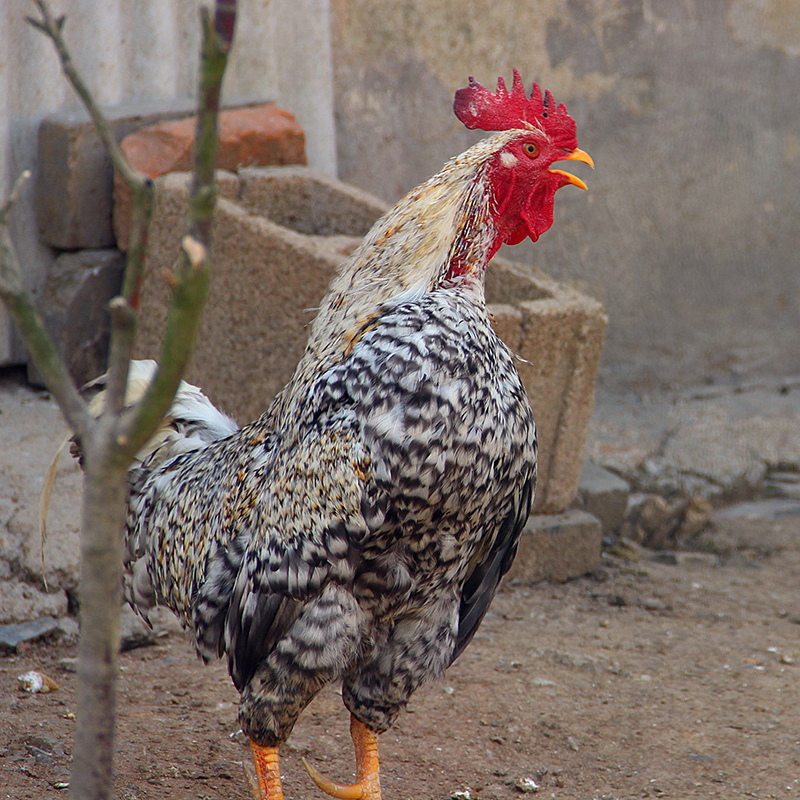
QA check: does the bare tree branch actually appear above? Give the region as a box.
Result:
[0,171,92,439]
[12,3,237,799]
[27,1,142,189]
[26,0,159,419]
[120,4,236,457]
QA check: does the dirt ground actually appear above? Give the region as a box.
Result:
[2,545,800,800]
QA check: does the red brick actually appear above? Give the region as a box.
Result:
[113,104,306,249]
[36,100,200,249]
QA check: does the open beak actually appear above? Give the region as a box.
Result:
[549,147,594,191]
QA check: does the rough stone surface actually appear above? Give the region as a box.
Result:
[120,605,184,651]
[574,460,630,536]
[697,499,800,555]
[113,104,307,249]
[133,168,607,513]
[0,371,81,591]
[506,509,602,584]
[0,580,68,626]
[0,617,60,652]
[35,99,202,250]
[238,165,389,237]
[28,249,125,388]
[586,383,800,503]
[619,493,713,550]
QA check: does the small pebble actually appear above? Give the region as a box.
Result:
[514,777,540,793]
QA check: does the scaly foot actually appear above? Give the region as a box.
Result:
[303,715,382,800]
[249,742,284,800]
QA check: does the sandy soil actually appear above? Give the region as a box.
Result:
[3,545,800,800]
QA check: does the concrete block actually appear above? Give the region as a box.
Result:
[113,105,307,249]
[29,249,124,387]
[133,172,349,420]
[238,165,389,237]
[505,510,602,584]
[484,262,608,512]
[575,460,630,536]
[133,167,606,513]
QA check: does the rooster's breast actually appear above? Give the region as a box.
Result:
[315,286,536,595]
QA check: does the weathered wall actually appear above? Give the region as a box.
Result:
[331,0,800,391]
[0,0,336,366]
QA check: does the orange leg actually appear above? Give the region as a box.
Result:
[249,742,284,800]
[303,714,382,800]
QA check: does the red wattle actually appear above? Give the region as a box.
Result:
[506,224,529,246]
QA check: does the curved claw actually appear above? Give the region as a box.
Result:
[302,756,363,800]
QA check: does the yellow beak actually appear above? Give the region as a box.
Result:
[549,147,594,191]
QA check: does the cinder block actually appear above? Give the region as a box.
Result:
[575,460,630,536]
[484,262,608,512]
[133,167,606,513]
[113,105,307,249]
[505,509,602,584]
[133,172,349,418]
[29,249,124,386]
[238,166,389,237]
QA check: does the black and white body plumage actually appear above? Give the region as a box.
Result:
[125,277,536,746]
[116,72,593,786]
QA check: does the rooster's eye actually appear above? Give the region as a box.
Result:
[523,143,539,158]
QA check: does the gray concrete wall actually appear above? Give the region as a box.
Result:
[330,0,800,392]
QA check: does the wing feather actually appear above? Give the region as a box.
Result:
[450,472,534,664]
[212,417,375,690]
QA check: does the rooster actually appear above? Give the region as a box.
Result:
[81,72,591,800]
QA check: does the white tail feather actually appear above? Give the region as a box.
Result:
[39,360,239,552]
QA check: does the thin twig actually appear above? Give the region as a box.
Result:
[0,174,91,438]
[27,1,141,188]
[0,170,31,224]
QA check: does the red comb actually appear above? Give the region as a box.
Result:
[453,69,578,150]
